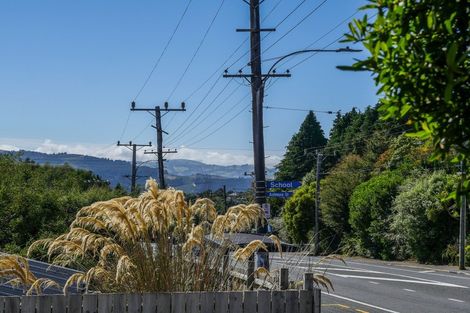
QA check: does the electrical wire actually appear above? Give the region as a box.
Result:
[167,0,226,101]
[226,0,308,71]
[164,0,284,130]
[169,1,348,151]
[180,0,283,104]
[168,83,243,146]
[166,75,224,142]
[166,79,235,145]
[166,0,299,142]
[264,106,339,114]
[262,0,329,56]
[133,0,193,101]
[169,88,249,147]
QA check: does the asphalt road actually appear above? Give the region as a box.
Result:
[270,254,470,313]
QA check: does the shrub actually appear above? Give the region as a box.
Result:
[390,172,458,263]
[282,183,316,244]
[349,171,403,259]
[320,155,370,251]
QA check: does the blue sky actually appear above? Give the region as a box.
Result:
[0,0,377,166]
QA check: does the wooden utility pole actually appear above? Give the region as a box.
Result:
[131,101,185,189]
[224,0,289,209]
[459,160,467,270]
[223,184,227,212]
[314,150,323,255]
[144,147,177,189]
[117,141,152,193]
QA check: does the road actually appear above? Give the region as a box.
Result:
[270,254,470,313]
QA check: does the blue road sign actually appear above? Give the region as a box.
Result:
[267,181,302,189]
[266,191,294,198]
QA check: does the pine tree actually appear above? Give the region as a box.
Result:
[275,111,327,181]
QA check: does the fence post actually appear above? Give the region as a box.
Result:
[247,254,255,290]
[314,289,321,313]
[280,268,289,290]
[304,273,314,291]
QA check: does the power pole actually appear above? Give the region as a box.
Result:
[314,150,323,255]
[223,184,227,212]
[459,160,467,270]
[131,101,185,189]
[117,141,152,193]
[224,0,289,210]
[144,148,177,189]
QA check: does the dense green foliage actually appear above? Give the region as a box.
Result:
[0,154,126,254]
[320,155,370,249]
[275,104,468,265]
[348,171,403,259]
[282,183,316,243]
[276,111,327,181]
[344,0,470,193]
[390,171,459,263]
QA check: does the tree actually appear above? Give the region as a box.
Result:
[348,171,403,259]
[275,111,327,181]
[343,0,470,192]
[320,155,370,251]
[282,183,316,244]
[390,171,459,263]
[0,155,126,254]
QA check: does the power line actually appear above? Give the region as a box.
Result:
[166,79,235,146]
[165,0,301,141]
[179,0,283,104]
[262,0,329,55]
[226,0,309,71]
[173,91,250,147]
[264,105,339,114]
[167,82,243,146]
[283,13,378,70]
[185,102,251,148]
[164,0,286,134]
[166,75,224,142]
[133,0,193,101]
[167,0,226,101]
[171,2,353,156]
[260,10,360,64]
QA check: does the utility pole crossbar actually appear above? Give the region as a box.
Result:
[131,101,185,189]
[223,73,291,78]
[117,141,152,193]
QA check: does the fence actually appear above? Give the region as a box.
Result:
[0,289,321,313]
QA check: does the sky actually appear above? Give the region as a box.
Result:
[0,0,378,166]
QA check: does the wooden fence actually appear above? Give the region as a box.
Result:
[0,289,321,313]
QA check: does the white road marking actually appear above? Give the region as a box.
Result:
[327,273,468,288]
[323,292,400,313]
[448,298,464,303]
[273,257,470,284]
[303,267,380,273]
[369,281,379,285]
[419,270,435,273]
[403,289,415,292]
[342,259,470,281]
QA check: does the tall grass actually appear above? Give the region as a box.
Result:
[1,179,274,294]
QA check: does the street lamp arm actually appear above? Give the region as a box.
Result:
[263,47,361,83]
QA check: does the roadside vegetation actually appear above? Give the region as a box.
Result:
[0,154,126,255]
[271,0,469,266]
[270,106,469,266]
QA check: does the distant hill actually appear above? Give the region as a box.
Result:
[0,150,275,193]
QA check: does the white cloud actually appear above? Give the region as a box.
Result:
[0,138,282,167]
[0,144,19,151]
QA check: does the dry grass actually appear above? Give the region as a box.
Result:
[1,179,272,294]
[0,255,59,295]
